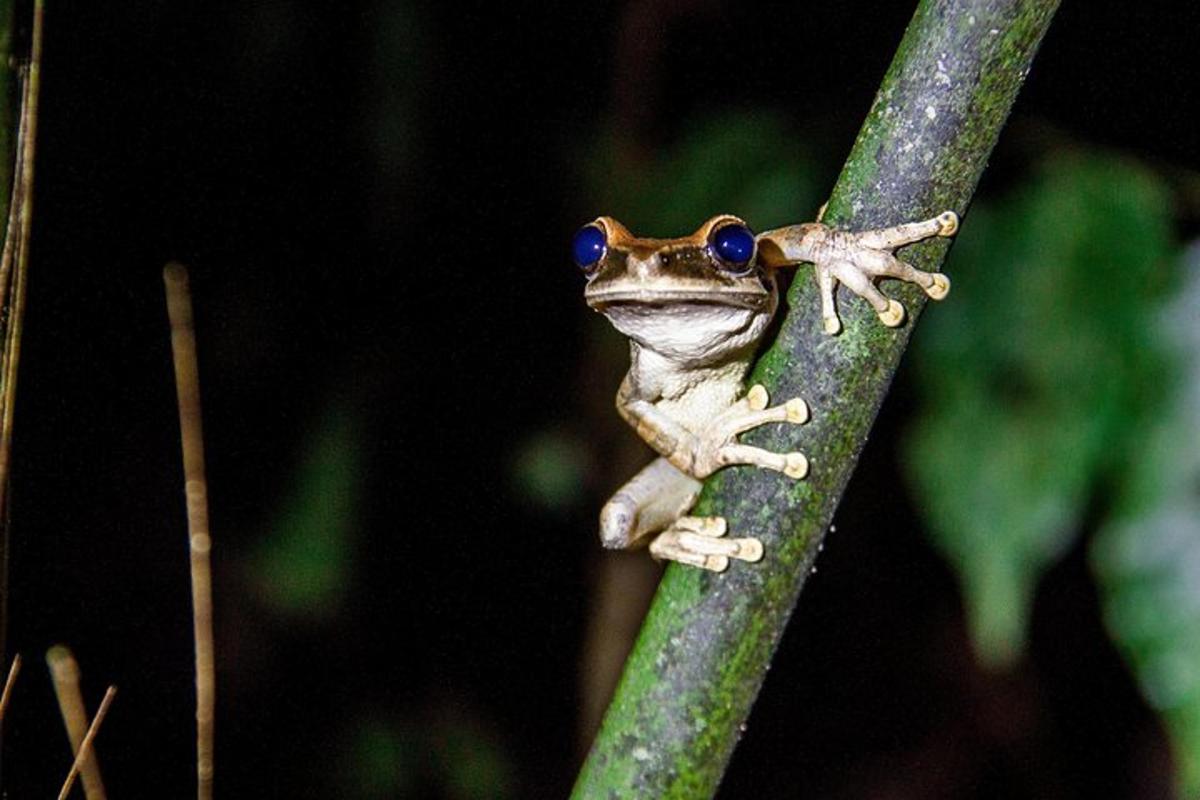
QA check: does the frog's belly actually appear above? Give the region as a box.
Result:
[655,377,743,434]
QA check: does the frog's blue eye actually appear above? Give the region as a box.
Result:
[710,222,756,270]
[573,224,607,270]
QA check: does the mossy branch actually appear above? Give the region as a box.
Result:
[572,0,1060,797]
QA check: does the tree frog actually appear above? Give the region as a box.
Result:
[574,209,958,571]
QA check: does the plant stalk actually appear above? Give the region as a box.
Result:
[572,0,1060,796]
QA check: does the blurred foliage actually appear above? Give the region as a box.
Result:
[339,710,514,800]
[511,428,589,515]
[1092,248,1200,794]
[248,402,362,620]
[584,111,822,233]
[906,154,1175,665]
[907,153,1200,792]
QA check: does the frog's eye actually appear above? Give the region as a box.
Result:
[710,222,756,272]
[572,224,607,271]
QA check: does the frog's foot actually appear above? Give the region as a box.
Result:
[649,516,764,572]
[692,384,809,479]
[814,210,957,334]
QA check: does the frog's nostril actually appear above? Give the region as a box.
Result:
[627,253,661,278]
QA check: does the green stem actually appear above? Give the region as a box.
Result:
[572,1,1059,797]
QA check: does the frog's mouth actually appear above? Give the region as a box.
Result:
[586,289,770,312]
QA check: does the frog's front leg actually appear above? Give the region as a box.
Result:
[758,210,958,335]
[616,377,810,480]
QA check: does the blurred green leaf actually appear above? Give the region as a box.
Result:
[1092,249,1200,795]
[587,111,821,233]
[249,403,362,619]
[339,710,514,800]
[511,428,588,515]
[435,718,515,800]
[343,715,421,798]
[905,154,1176,667]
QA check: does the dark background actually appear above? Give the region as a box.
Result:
[0,0,1195,796]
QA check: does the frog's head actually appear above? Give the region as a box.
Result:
[574,215,778,363]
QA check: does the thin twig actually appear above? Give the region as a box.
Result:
[0,0,42,497]
[47,646,107,800]
[0,0,44,671]
[0,653,20,727]
[57,685,116,800]
[164,263,215,800]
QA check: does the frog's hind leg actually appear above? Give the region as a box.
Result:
[599,457,702,551]
[599,458,762,572]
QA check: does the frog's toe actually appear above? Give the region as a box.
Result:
[785,397,809,424]
[650,538,730,572]
[925,273,950,300]
[784,452,809,479]
[877,298,906,327]
[650,519,764,571]
[674,515,727,537]
[735,537,764,562]
[745,384,769,411]
[936,211,959,236]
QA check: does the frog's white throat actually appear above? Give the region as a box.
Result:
[605,301,776,367]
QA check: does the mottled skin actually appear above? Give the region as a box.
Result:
[582,210,958,571]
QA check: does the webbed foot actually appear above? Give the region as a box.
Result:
[649,516,763,572]
[814,210,957,334]
[759,210,958,335]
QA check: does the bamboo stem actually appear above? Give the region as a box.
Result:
[164,263,215,800]
[47,646,107,800]
[56,686,115,800]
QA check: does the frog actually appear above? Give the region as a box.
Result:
[574,208,958,571]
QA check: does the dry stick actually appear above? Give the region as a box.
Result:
[56,686,115,800]
[0,0,44,674]
[46,646,106,800]
[164,264,215,800]
[0,654,20,727]
[0,0,42,501]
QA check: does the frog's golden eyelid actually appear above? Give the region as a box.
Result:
[596,216,634,244]
[694,214,750,240]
